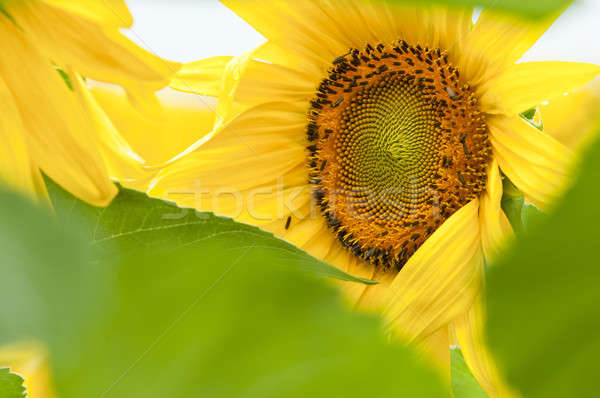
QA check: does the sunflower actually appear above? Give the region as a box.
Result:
[145,1,600,395]
[0,0,179,205]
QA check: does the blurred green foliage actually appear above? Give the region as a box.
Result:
[486,132,600,397]
[451,348,489,398]
[0,183,449,398]
[390,0,573,19]
[0,368,25,398]
[46,179,375,285]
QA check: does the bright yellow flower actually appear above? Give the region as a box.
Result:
[142,1,599,395]
[0,0,180,205]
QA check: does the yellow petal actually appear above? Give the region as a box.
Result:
[232,59,316,106]
[416,325,451,383]
[41,0,133,27]
[382,200,483,342]
[148,102,308,225]
[461,10,559,88]
[454,298,520,398]
[221,0,348,70]
[540,80,600,150]
[170,56,234,97]
[0,19,117,206]
[481,61,600,115]
[0,341,56,398]
[12,1,179,91]
[0,76,38,198]
[489,115,574,210]
[69,71,151,187]
[480,159,514,263]
[91,83,217,165]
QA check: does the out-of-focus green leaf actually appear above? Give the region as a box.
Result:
[45,179,376,285]
[486,132,600,398]
[0,185,449,398]
[520,203,545,232]
[389,0,572,19]
[450,347,489,398]
[451,348,489,398]
[500,177,526,233]
[501,177,546,234]
[0,368,26,398]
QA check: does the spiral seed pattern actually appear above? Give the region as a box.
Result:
[307,41,491,271]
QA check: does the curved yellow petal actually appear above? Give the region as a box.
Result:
[91,84,217,166]
[461,10,559,88]
[419,4,473,61]
[0,18,117,206]
[68,71,155,189]
[148,102,308,225]
[454,298,520,398]
[481,62,600,115]
[41,0,133,27]
[416,325,451,382]
[12,1,179,91]
[540,80,600,150]
[489,115,574,210]
[0,342,56,398]
[480,160,514,263]
[0,76,38,198]
[221,0,349,70]
[170,56,234,97]
[232,59,317,106]
[382,200,483,342]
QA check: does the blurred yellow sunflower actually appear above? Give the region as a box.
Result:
[0,0,179,205]
[143,1,599,396]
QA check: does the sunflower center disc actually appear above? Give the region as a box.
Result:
[307,42,491,271]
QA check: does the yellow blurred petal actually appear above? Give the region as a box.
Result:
[421,5,473,60]
[41,0,133,27]
[481,61,600,115]
[221,0,346,69]
[170,56,234,97]
[91,83,217,165]
[489,115,574,210]
[480,160,514,263]
[69,72,151,186]
[540,80,600,150]
[13,1,179,91]
[416,325,451,383]
[0,76,38,197]
[454,298,520,398]
[0,19,117,206]
[383,200,483,341]
[461,10,558,88]
[0,342,56,398]
[148,102,309,226]
[232,59,316,106]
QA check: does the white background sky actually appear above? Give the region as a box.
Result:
[122,0,600,65]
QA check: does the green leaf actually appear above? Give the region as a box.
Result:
[500,177,526,234]
[500,177,547,235]
[451,348,489,398]
[45,178,376,285]
[390,0,572,19]
[486,131,600,398]
[0,184,450,398]
[0,368,26,398]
